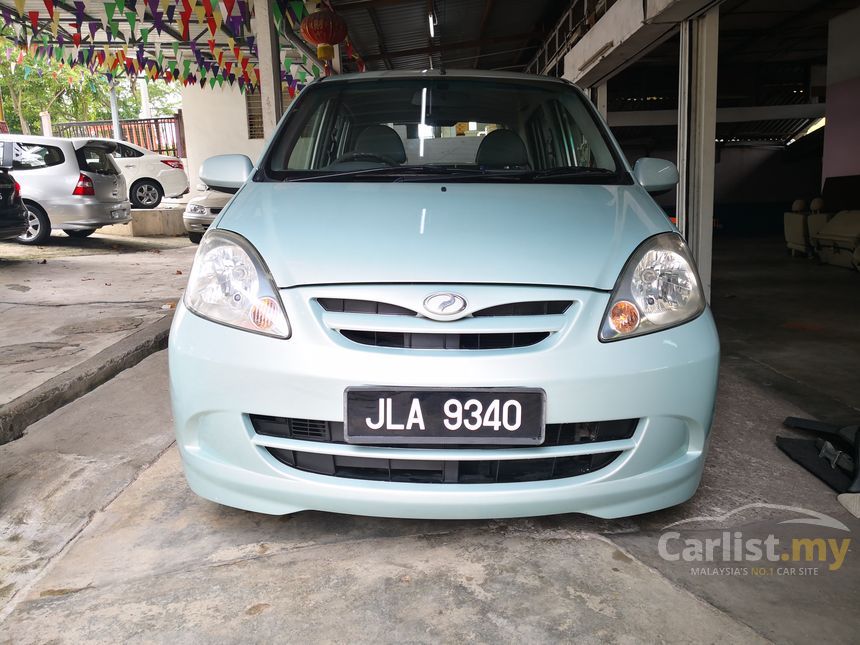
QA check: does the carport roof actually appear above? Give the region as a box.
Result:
[330,0,567,72]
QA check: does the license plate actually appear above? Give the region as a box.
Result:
[344,387,545,445]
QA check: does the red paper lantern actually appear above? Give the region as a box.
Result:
[300,10,348,61]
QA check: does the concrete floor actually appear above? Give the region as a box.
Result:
[0,234,858,643]
[0,234,195,406]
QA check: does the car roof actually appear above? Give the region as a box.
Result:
[0,133,75,146]
[316,68,576,86]
[0,133,119,151]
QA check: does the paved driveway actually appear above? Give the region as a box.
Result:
[1,353,856,644]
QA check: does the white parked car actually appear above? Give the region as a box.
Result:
[183,188,231,244]
[95,138,189,208]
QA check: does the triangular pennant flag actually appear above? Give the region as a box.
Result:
[14,0,25,16]
[104,2,115,22]
[28,10,39,31]
[43,0,54,20]
[125,10,136,33]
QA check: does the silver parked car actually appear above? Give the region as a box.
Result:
[0,134,132,244]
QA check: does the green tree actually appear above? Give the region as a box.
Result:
[0,39,146,133]
[0,47,73,133]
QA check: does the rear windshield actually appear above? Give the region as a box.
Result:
[263,77,626,184]
[76,146,120,175]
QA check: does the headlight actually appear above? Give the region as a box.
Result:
[187,203,207,215]
[184,230,291,338]
[600,233,704,341]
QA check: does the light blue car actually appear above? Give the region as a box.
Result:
[169,70,719,519]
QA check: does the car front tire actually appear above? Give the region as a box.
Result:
[130,179,163,209]
[188,232,203,244]
[17,203,51,245]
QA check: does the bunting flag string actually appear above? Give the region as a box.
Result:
[0,0,325,94]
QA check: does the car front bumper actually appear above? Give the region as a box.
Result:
[49,199,132,230]
[169,285,720,519]
[183,212,215,233]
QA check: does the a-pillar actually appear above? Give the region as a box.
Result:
[676,7,719,301]
[254,0,283,138]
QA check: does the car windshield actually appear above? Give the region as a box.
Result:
[263,77,625,183]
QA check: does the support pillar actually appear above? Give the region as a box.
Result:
[676,7,718,301]
[254,0,283,138]
[109,81,122,140]
[591,83,607,120]
[39,111,52,136]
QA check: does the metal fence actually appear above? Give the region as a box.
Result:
[53,114,186,158]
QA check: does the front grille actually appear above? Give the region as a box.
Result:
[250,416,638,448]
[317,298,572,318]
[340,330,550,350]
[318,298,414,316]
[265,447,621,483]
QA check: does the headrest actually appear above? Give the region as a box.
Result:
[475,129,529,168]
[810,197,825,213]
[791,199,807,213]
[354,125,407,164]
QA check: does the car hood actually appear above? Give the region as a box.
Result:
[217,181,674,290]
[189,190,233,208]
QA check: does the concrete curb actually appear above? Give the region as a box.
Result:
[0,314,173,446]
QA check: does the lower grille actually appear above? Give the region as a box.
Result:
[251,415,636,484]
[266,447,621,483]
[340,330,550,350]
[250,416,638,448]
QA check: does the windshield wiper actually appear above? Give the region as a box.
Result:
[280,165,620,183]
[284,165,486,182]
[521,167,619,181]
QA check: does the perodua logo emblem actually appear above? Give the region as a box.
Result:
[423,292,467,317]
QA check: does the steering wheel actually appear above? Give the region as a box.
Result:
[334,151,398,166]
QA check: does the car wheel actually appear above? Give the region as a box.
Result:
[188,232,203,244]
[66,228,97,238]
[131,180,163,209]
[17,204,51,245]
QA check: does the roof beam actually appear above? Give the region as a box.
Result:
[362,32,535,62]
[333,0,418,11]
[472,0,496,68]
[607,103,827,127]
[366,6,393,69]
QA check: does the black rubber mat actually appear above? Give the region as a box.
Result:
[776,436,853,493]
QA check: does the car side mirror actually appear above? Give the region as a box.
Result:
[199,154,254,194]
[633,158,678,194]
